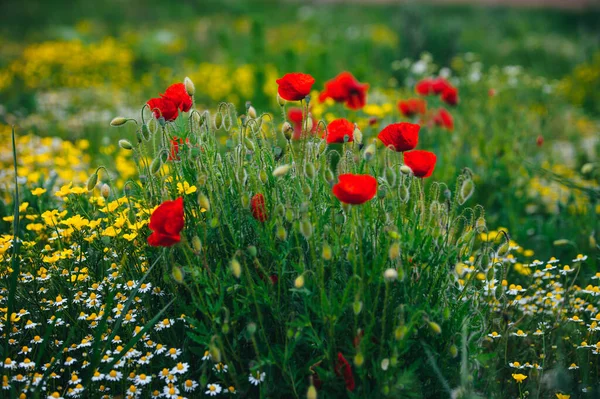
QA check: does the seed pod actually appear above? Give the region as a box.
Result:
[363,143,376,161]
[294,275,305,289]
[110,117,128,127]
[385,168,396,187]
[86,172,98,191]
[300,219,312,239]
[230,258,242,279]
[276,225,287,241]
[322,242,332,260]
[400,165,412,175]
[118,139,133,150]
[273,164,291,178]
[184,76,195,97]
[150,157,162,175]
[191,236,202,253]
[100,184,111,199]
[197,193,210,211]
[304,163,315,180]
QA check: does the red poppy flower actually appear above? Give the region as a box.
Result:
[433,108,454,131]
[147,97,179,122]
[251,193,268,222]
[332,174,378,204]
[287,108,317,140]
[334,353,355,392]
[148,197,185,247]
[398,98,427,117]
[325,119,354,144]
[415,77,452,96]
[441,86,459,106]
[276,73,315,101]
[378,122,420,152]
[319,71,369,110]
[162,83,193,112]
[404,150,437,178]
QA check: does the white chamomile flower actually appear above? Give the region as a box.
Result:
[249,370,266,386]
[205,383,222,396]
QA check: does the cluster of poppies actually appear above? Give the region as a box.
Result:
[397,76,458,131]
[147,83,193,122]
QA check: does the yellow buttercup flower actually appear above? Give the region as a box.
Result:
[512,373,527,383]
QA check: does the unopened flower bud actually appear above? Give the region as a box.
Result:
[277,93,285,107]
[388,243,400,260]
[150,157,162,175]
[325,169,335,185]
[322,242,332,260]
[449,344,458,358]
[384,268,398,282]
[285,208,294,223]
[300,219,312,239]
[381,358,390,371]
[304,163,315,179]
[230,258,242,279]
[385,168,396,187]
[208,344,221,363]
[197,193,210,212]
[247,105,257,119]
[459,179,475,204]
[259,170,269,184]
[191,236,202,253]
[305,116,314,132]
[118,139,133,150]
[87,173,98,191]
[172,266,185,284]
[294,275,305,289]
[247,322,257,336]
[282,122,293,141]
[244,138,255,152]
[354,352,364,367]
[276,225,287,241]
[307,385,318,399]
[241,194,250,208]
[581,163,594,174]
[184,76,195,97]
[363,143,376,161]
[428,321,442,335]
[400,165,412,175]
[110,117,128,127]
[273,164,291,178]
[100,183,111,199]
[353,301,363,315]
[353,125,363,144]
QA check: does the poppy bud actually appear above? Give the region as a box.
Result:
[325,169,335,186]
[304,163,315,179]
[378,186,387,199]
[208,344,221,363]
[475,217,486,230]
[172,266,185,284]
[259,170,268,184]
[363,143,376,161]
[285,208,294,223]
[381,358,390,371]
[307,385,317,399]
[317,140,327,156]
[222,323,230,334]
[247,105,257,119]
[197,174,207,186]
[118,139,133,150]
[400,165,412,175]
[247,245,257,257]
[273,164,291,178]
[305,116,314,133]
[197,193,210,211]
[277,93,286,107]
[581,163,594,174]
[275,204,285,217]
[209,217,219,228]
[241,194,250,208]
[230,258,242,279]
[302,183,312,198]
[388,243,400,260]
[87,173,98,191]
[244,138,255,152]
[385,168,396,187]
[294,274,305,289]
[101,183,110,199]
[141,123,150,141]
[184,76,195,97]
[459,179,475,204]
[110,117,128,127]
[428,321,442,335]
[150,157,162,175]
[282,122,293,141]
[395,326,407,340]
[399,186,409,203]
[449,344,458,358]
[191,236,202,253]
[353,301,363,315]
[590,234,597,248]
[384,268,398,282]
[322,242,332,260]
[353,125,363,145]
[354,352,364,367]
[276,225,287,241]
[300,219,312,239]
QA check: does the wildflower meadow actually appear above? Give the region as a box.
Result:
[0,1,599,398]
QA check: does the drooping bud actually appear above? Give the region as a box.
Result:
[272,164,291,178]
[285,208,294,223]
[118,139,133,150]
[458,179,475,205]
[184,76,195,97]
[244,138,255,152]
[385,168,396,187]
[282,122,293,141]
[449,344,458,358]
[294,274,305,289]
[150,157,162,175]
[110,117,128,127]
[208,344,221,363]
[581,163,594,174]
[100,183,110,199]
[325,169,335,186]
[304,163,315,180]
[86,172,98,191]
[247,105,257,119]
[400,165,412,175]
